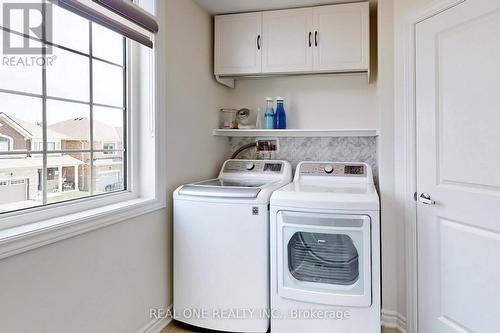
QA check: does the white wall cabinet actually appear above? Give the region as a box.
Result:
[214,2,369,78]
[313,3,369,72]
[214,12,262,75]
[262,8,313,73]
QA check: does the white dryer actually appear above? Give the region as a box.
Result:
[174,159,292,333]
[270,162,380,333]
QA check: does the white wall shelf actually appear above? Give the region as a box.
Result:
[212,129,379,137]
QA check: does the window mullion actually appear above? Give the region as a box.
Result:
[122,36,128,192]
[41,1,48,206]
[89,22,94,197]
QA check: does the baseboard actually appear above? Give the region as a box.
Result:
[381,309,407,333]
[138,305,173,333]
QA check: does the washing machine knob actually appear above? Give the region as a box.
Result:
[245,162,255,171]
[324,164,334,174]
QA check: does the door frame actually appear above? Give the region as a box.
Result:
[396,1,465,332]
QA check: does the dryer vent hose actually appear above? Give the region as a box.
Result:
[231,143,256,159]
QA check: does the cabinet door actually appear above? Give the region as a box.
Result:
[262,8,313,73]
[215,13,262,75]
[313,2,369,72]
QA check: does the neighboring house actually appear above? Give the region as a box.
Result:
[0,113,124,206]
[0,112,67,152]
[48,117,124,193]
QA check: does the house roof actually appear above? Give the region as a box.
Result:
[48,117,122,142]
[0,155,84,170]
[0,113,69,140]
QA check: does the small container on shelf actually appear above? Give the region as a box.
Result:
[256,107,263,129]
[274,97,286,129]
[264,97,275,129]
[219,109,238,129]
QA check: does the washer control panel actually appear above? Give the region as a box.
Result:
[223,160,283,174]
[299,162,366,177]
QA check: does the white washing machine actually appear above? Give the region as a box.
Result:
[174,159,292,333]
[270,161,380,333]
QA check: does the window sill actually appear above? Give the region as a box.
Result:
[0,197,165,260]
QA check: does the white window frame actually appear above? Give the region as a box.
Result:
[0,0,166,260]
[102,142,117,155]
[0,134,13,152]
[46,142,56,151]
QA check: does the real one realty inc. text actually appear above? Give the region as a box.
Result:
[150,308,352,321]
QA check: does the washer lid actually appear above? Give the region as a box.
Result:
[270,181,379,211]
[178,179,266,199]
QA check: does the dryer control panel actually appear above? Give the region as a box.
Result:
[299,162,367,177]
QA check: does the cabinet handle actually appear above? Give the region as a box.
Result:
[309,32,312,47]
[315,31,318,47]
[257,35,261,50]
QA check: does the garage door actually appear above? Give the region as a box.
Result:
[0,179,28,204]
[95,171,120,193]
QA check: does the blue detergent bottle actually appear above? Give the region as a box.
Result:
[264,97,275,129]
[274,97,286,129]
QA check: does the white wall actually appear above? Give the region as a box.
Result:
[229,75,377,129]
[0,209,169,332]
[372,1,417,330]
[377,0,402,319]
[165,0,231,190]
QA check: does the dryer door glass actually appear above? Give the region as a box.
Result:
[277,211,372,307]
[288,232,359,285]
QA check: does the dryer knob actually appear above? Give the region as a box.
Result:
[246,162,255,171]
[324,165,334,174]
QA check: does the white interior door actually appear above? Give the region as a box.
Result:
[312,2,369,72]
[416,1,500,332]
[262,8,313,73]
[215,12,262,75]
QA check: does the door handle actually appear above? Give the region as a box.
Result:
[315,31,318,47]
[309,32,312,47]
[418,193,436,205]
[257,35,261,50]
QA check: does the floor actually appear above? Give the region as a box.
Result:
[162,320,400,333]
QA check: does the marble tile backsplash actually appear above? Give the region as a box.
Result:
[228,136,378,182]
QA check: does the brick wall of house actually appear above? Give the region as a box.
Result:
[62,140,91,156]
[0,120,30,150]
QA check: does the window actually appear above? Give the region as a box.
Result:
[46,142,56,151]
[103,142,116,155]
[0,136,10,151]
[0,3,127,214]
